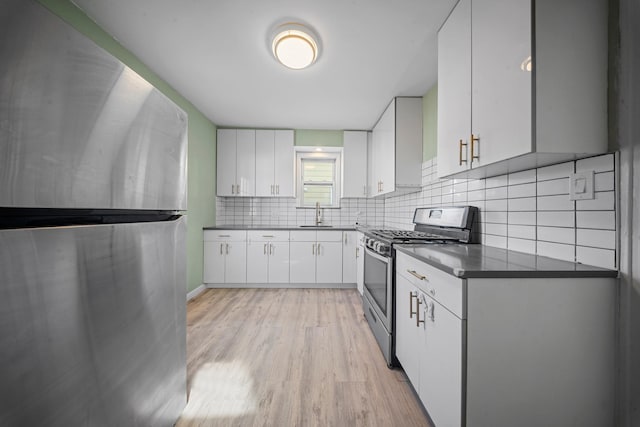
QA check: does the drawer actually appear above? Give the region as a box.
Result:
[247,230,289,242]
[289,230,316,241]
[317,230,343,242]
[203,230,247,242]
[396,252,465,318]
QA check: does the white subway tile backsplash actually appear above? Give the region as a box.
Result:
[485,223,508,236]
[484,234,508,249]
[576,229,616,250]
[467,179,485,191]
[468,189,486,202]
[576,191,615,211]
[508,197,536,211]
[576,153,614,173]
[576,211,615,230]
[508,211,536,225]
[485,175,508,188]
[537,211,575,227]
[442,194,453,204]
[508,183,537,198]
[537,178,570,196]
[485,199,508,212]
[537,226,576,244]
[595,171,615,191]
[508,238,536,254]
[537,194,575,211]
[453,192,468,204]
[453,181,468,193]
[537,162,574,181]
[576,246,616,269]
[508,169,537,185]
[486,186,508,200]
[509,224,536,239]
[537,241,576,262]
[485,211,508,224]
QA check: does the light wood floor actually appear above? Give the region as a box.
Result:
[176,288,431,427]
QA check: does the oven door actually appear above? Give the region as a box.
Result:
[363,246,393,332]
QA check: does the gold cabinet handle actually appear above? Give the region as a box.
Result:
[409,291,418,319]
[471,133,480,163]
[407,269,426,281]
[220,243,224,255]
[226,243,230,255]
[459,139,468,166]
[276,184,279,194]
[416,298,425,327]
[264,243,267,255]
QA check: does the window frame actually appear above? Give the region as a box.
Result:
[295,147,342,208]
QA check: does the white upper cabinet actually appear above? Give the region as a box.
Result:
[437,0,608,179]
[342,131,368,198]
[217,129,256,196]
[256,129,294,197]
[437,0,472,177]
[370,97,423,197]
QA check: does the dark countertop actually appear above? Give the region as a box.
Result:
[203,224,358,231]
[395,243,618,279]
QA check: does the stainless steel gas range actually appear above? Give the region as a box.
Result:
[362,206,478,367]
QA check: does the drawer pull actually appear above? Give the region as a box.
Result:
[409,291,418,318]
[407,269,426,281]
[262,235,274,238]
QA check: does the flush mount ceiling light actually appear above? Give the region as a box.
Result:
[271,23,319,70]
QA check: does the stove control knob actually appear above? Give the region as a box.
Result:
[377,243,390,254]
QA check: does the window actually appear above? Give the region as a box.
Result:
[296,149,342,208]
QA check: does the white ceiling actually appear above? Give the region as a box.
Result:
[72,0,456,130]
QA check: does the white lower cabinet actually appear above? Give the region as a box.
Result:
[395,251,616,427]
[246,231,289,284]
[342,231,358,284]
[356,232,365,294]
[289,230,343,284]
[203,230,247,284]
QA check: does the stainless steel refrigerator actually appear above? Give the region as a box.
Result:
[1,1,188,426]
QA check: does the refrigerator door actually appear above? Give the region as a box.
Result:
[0,218,187,427]
[0,0,188,211]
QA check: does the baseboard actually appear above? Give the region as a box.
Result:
[205,283,358,290]
[186,284,206,301]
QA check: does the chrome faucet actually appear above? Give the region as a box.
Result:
[315,201,323,225]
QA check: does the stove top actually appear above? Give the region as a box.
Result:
[363,206,479,256]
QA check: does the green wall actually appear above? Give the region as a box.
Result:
[38,0,217,294]
[295,130,344,147]
[423,84,438,161]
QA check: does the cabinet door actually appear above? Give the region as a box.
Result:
[472,0,531,167]
[274,130,294,197]
[290,241,316,283]
[255,130,275,197]
[395,275,421,388]
[316,241,342,283]
[246,241,269,283]
[224,241,247,283]
[236,129,255,196]
[342,131,368,198]
[203,241,226,283]
[268,241,289,283]
[376,100,396,195]
[216,129,236,196]
[356,243,364,295]
[419,295,463,427]
[342,231,357,283]
[437,0,472,177]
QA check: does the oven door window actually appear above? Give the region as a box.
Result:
[364,250,389,315]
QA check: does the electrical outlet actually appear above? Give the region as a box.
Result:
[569,170,594,200]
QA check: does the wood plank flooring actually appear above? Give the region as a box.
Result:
[176,288,431,427]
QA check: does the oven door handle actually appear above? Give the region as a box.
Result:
[364,245,390,264]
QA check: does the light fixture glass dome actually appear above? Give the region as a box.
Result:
[271,23,319,70]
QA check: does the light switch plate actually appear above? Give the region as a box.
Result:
[569,170,595,200]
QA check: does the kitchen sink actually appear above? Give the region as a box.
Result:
[299,225,333,228]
